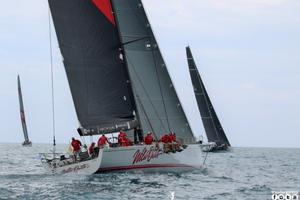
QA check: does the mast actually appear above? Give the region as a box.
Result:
[17,75,30,143]
[109,0,144,132]
[111,0,195,143]
[186,46,230,146]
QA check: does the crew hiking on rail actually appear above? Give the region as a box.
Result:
[70,130,184,161]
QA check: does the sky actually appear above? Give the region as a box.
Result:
[0,0,299,148]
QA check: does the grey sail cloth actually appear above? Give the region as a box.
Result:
[17,75,30,142]
[112,0,195,143]
[186,47,230,146]
[48,0,139,134]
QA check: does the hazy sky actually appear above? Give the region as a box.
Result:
[0,0,299,147]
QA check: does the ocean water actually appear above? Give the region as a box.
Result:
[0,144,299,200]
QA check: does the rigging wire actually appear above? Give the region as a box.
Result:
[124,4,171,133]
[126,56,168,133]
[140,3,171,132]
[149,47,171,133]
[135,94,158,141]
[203,151,209,166]
[111,2,170,138]
[110,3,144,134]
[48,9,56,155]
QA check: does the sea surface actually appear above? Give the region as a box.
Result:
[0,144,299,200]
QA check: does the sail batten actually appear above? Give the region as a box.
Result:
[48,0,138,134]
[186,46,230,146]
[112,0,195,142]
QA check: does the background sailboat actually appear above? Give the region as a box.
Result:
[186,46,230,152]
[17,75,32,147]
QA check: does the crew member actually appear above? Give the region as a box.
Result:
[98,134,109,149]
[169,132,176,143]
[71,137,82,161]
[88,142,96,157]
[160,134,171,143]
[118,131,127,144]
[134,126,144,144]
[144,132,154,145]
[124,136,132,146]
[120,135,133,147]
[169,132,182,152]
[160,134,171,153]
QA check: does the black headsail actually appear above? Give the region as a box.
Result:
[112,0,195,143]
[186,46,230,147]
[48,0,139,134]
[17,75,31,145]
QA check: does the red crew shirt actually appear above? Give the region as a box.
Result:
[98,136,108,147]
[118,132,127,143]
[170,133,176,142]
[145,134,154,145]
[160,134,171,143]
[71,140,82,152]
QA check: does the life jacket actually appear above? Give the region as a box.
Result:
[71,140,82,151]
[144,134,154,145]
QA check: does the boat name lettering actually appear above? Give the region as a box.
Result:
[62,164,89,174]
[132,147,162,164]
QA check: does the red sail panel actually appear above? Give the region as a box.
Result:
[93,0,116,26]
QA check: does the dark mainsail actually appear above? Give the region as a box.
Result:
[17,75,31,145]
[112,0,195,142]
[48,0,139,134]
[186,47,230,147]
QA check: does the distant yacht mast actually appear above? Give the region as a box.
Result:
[17,75,32,146]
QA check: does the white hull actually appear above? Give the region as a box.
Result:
[200,142,217,152]
[200,142,230,152]
[42,150,103,175]
[97,144,204,173]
